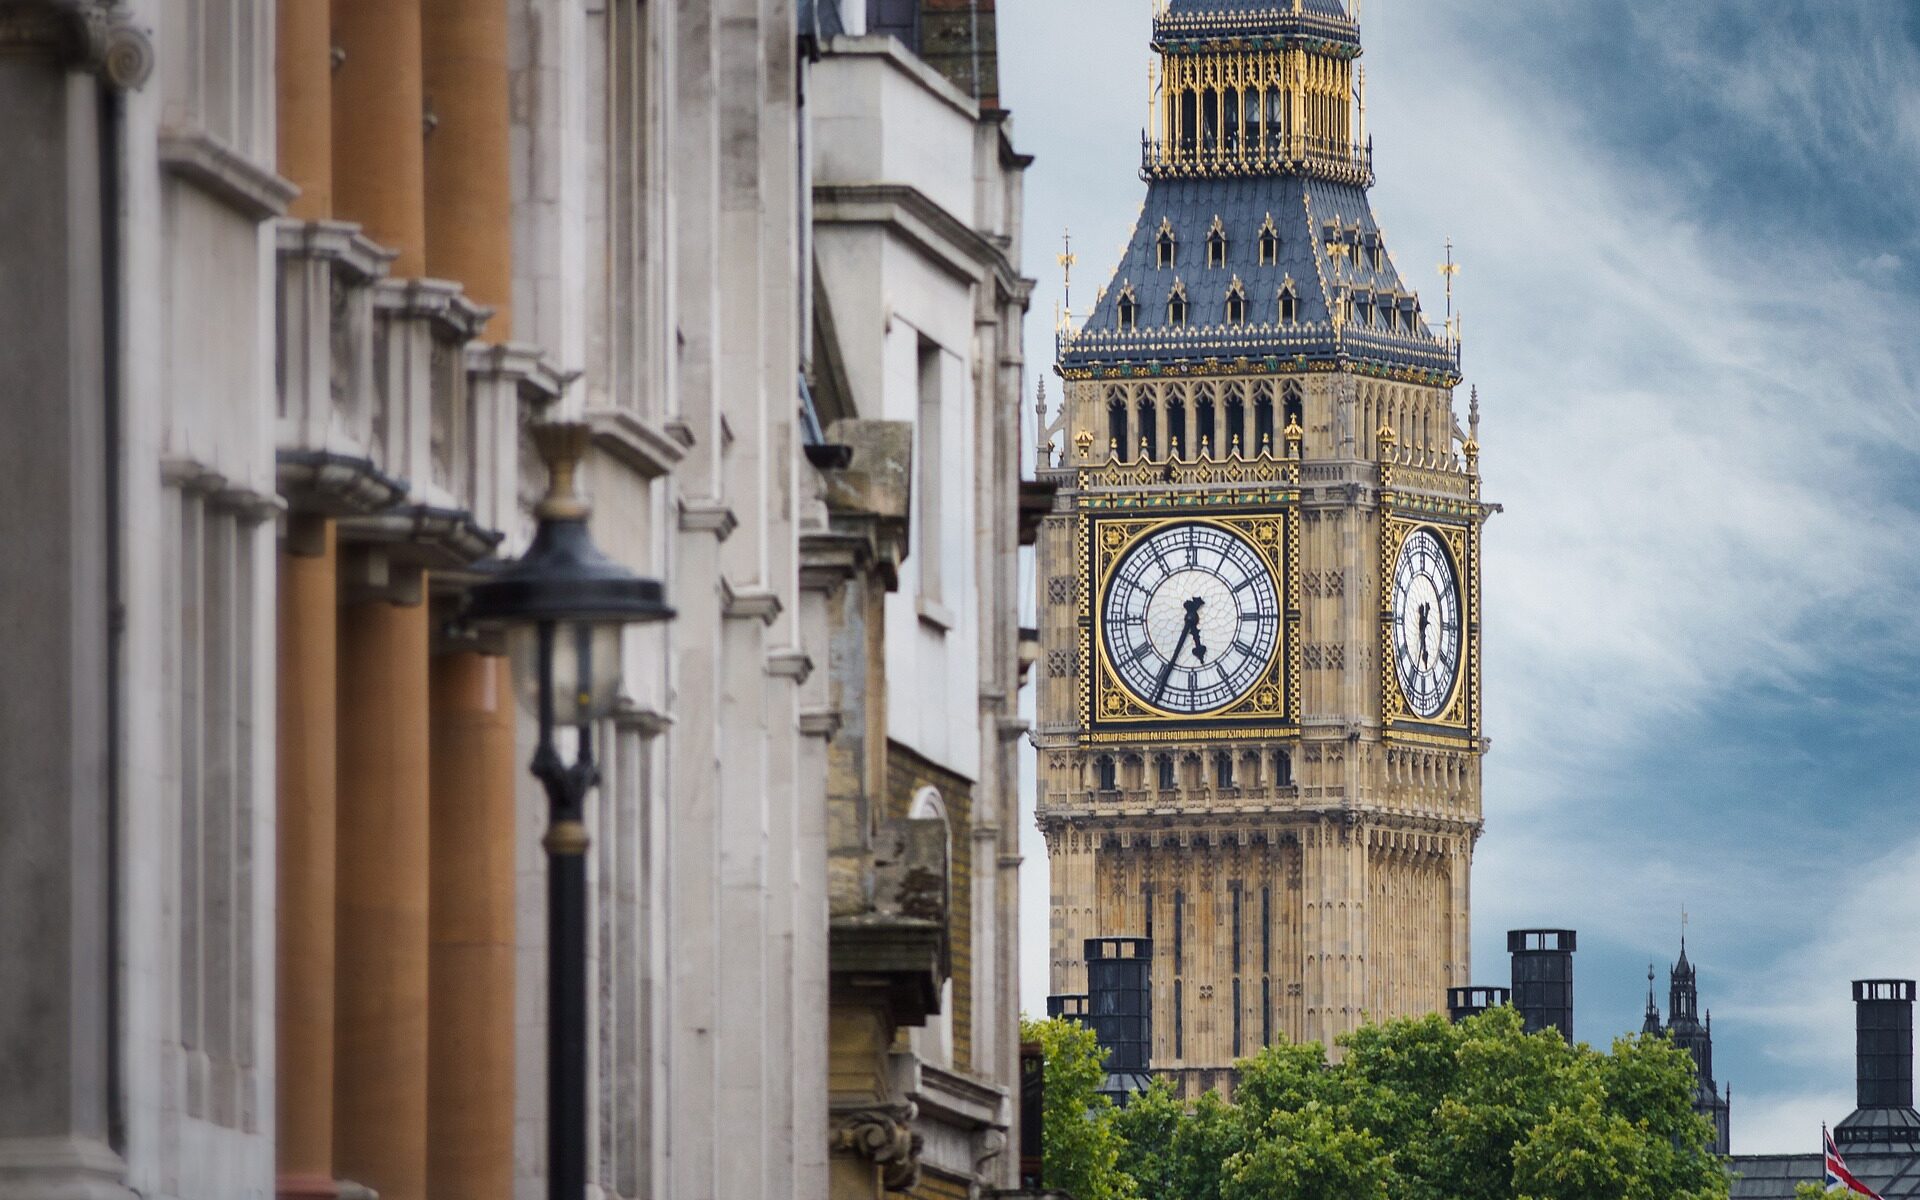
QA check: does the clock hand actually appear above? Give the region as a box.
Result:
[1153,621,1193,704]
[1417,602,1431,668]
[1184,596,1208,662]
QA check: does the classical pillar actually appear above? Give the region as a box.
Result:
[277,519,340,1200]
[278,0,333,220]
[0,10,146,1198]
[422,0,512,329]
[425,651,516,1200]
[335,597,432,1200]
[331,0,427,276]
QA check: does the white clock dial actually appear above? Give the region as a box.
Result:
[1102,522,1280,715]
[1390,528,1462,719]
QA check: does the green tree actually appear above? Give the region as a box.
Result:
[1022,1016,1136,1200]
[1079,1006,1730,1200]
[1795,1187,1873,1200]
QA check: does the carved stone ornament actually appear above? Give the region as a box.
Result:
[0,0,153,88]
[831,1105,923,1192]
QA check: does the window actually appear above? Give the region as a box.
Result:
[1156,754,1176,791]
[1167,281,1189,327]
[1174,889,1185,973]
[1108,396,1129,461]
[1116,284,1139,331]
[1224,279,1247,327]
[1137,397,1158,460]
[1216,751,1235,788]
[1175,979,1184,1058]
[1206,217,1227,268]
[1144,887,1154,941]
[1231,886,1243,971]
[1156,221,1177,268]
[915,338,945,612]
[1259,217,1279,266]
[1254,389,1275,453]
[1233,978,1243,1056]
[868,0,920,49]
[1279,280,1300,325]
[1275,748,1294,786]
[1262,977,1272,1046]
[1261,885,1272,972]
[1283,382,1304,441]
[1096,755,1117,791]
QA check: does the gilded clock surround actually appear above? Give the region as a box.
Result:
[1378,517,1478,741]
[1087,512,1300,734]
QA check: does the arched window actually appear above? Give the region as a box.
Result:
[1108,394,1129,462]
[1156,218,1176,268]
[1283,382,1304,443]
[1096,755,1117,791]
[1167,280,1189,328]
[1136,395,1158,459]
[1224,277,1247,327]
[1226,383,1246,453]
[1215,751,1235,788]
[1258,215,1279,267]
[1278,279,1300,325]
[1156,754,1176,791]
[1206,216,1227,268]
[1254,386,1276,453]
[1116,283,1138,332]
[1274,749,1293,787]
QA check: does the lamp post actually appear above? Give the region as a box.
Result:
[465,423,673,1200]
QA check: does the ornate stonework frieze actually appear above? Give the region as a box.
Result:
[830,1104,922,1192]
[0,0,153,89]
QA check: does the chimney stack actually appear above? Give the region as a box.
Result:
[1854,980,1916,1109]
[1834,979,1920,1153]
[1447,985,1511,1023]
[1508,929,1577,1042]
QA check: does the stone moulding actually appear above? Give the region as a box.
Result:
[0,0,153,89]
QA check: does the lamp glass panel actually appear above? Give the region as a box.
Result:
[509,620,625,725]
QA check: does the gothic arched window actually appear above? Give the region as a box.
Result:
[1156,754,1176,791]
[1156,219,1176,268]
[1224,277,1248,327]
[1116,283,1139,332]
[1215,752,1235,788]
[1096,755,1117,791]
[1274,748,1294,787]
[1167,280,1189,327]
[1258,216,1279,267]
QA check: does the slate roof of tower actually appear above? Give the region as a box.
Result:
[1058,175,1458,380]
[1730,1152,1920,1198]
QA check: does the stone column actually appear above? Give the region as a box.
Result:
[422,0,511,327]
[277,519,340,1200]
[335,597,432,1200]
[278,0,334,219]
[332,0,427,276]
[426,652,515,1200]
[0,10,146,1198]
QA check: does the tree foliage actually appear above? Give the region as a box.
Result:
[1022,1016,1136,1200]
[1034,1006,1731,1200]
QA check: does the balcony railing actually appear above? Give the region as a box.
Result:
[1141,130,1373,187]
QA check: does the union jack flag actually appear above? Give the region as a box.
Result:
[1826,1125,1883,1199]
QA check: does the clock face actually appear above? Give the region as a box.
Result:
[1102,522,1281,715]
[1390,528,1462,719]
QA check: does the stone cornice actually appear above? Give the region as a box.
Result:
[159,130,297,220]
[583,405,685,481]
[813,182,1027,299]
[275,218,396,281]
[374,277,493,343]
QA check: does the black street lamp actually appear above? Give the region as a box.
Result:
[465,423,673,1200]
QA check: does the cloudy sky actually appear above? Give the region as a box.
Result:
[1002,0,1920,1155]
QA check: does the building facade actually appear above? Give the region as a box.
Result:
[0,1,1029,1199]
[1034,0,1490,1091]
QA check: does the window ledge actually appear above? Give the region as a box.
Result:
[916,595,955,633]
[160,129,297,221]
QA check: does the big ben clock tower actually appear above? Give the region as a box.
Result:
[1035,0,1492,1092]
